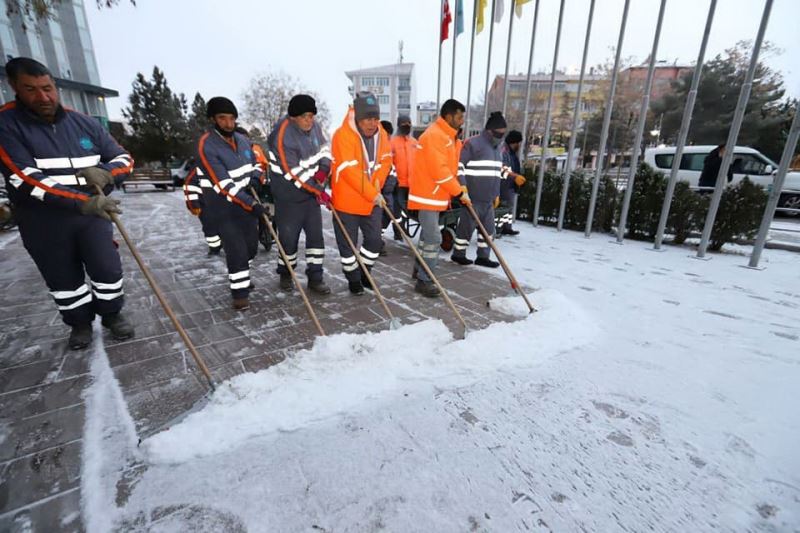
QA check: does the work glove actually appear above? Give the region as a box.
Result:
[76,167,115,188]
[513,173,527,187]
[250,203,266,219]
[313,169,329,185]
[493,196,500,208]
[316,190,332,209]
[189,207,202,217]
[459,186,472,206]
[80,194,121,220]
[373,193,386,208]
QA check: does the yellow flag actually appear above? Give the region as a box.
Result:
[515,0,533,18]
[476,0,488,34]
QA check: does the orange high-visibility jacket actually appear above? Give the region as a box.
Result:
[331,107,393,216]
[408,116,463,211]
[390,134,418,188]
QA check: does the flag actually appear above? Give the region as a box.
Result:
[455,0,464,36]
[515,0,533,18]
[440,0,453,42]
[476,0,488,34]
[494,0,504,23]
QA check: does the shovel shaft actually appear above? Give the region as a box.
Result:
[249,188,326,337]
[464,202,536,314]
[330,206,397,326]
[382,205,467,338]
[99,191,216,391]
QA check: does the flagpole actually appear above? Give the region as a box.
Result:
[557,0,595,231]
[450,1,459,98]
[482,0,497,125]
[532,0,565,226]
[519,0,540,170]
[465,0,478,136]
[437,0,445,111]
[501,0,516,116]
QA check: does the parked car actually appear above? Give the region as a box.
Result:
[169,157,195,187]
[644,145,800,214]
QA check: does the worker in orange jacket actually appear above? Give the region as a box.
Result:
[408,99,471,297]
[330,92,393,295]
[389,114,418,240]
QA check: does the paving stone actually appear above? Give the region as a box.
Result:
[0,440,82,514]
[0,403,84,462]
[0,487,83,533]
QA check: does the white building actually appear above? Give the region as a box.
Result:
[345,63,415,126]
[416,101,437,129]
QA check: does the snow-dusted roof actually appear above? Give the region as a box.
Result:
[345,63,415,78]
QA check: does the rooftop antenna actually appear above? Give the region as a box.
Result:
[399,40,404,64]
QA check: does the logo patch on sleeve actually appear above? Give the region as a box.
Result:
[79,137,94,150]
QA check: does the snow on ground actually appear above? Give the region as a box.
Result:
[81,225,800,532]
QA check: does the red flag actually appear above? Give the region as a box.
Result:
[440,0,453,42]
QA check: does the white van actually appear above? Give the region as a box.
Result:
[643,145,800,213]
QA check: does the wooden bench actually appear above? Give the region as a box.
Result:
[122,169,175,192]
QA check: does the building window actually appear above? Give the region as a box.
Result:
[398,93,410,107]
[361,76,374,88]
[375,77,389,87]
[398,76,411,90]
[378,95,389,105]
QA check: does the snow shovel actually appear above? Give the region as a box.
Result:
[330,205,401,331]
[94,186,217,393]
[381,204,468,339]
[463,202,536,314]
[249,187,326,336]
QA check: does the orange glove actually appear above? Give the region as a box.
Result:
[189,207,201,216]
[514,173,527,187]
[493,196,500,208]
[459,185,472,206]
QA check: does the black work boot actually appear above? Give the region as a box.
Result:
[474,257,500,268]
[101,313,135,340]
[451,255,473,266]
[308,279,331,295]
[414,280,440,298]
[279,274,293,291]
[232,297,250,311]
[501,227,520,236]
[348,280,364,295]
[68,324,93,350]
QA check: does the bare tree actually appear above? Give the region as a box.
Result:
[241,70,330,136]
[5,0,133,29]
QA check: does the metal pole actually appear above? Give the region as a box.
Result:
[585,0,630,237]
[382,205,468,338]
[616,0,667,242]
[482,0,498,126]
[94,186,216,391]
[749,100,799,268]
[532,0,565,226]
[249,188,326,337]
[557,0,595,231]
[519,0,540,168]
[654,0,716,249]
[437,0,445,111]
[450,0,459,98]
[330,207,400,329]
[464,202,536,313]
[465,0,478,136]
[501,0,517,116]
[697,0,773,258]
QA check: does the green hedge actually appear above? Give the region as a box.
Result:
[515,164,768,251]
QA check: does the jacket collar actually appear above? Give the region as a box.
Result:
[435,116,457,139]
[15,97,67,125]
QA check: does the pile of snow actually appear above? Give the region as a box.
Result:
[488,292,538,317]
[144,289,598,464]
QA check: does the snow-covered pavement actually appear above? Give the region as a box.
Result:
[78,221,800,532]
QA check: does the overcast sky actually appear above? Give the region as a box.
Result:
[86,0,798,126]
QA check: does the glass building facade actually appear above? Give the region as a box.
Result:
[0,0,117,126]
